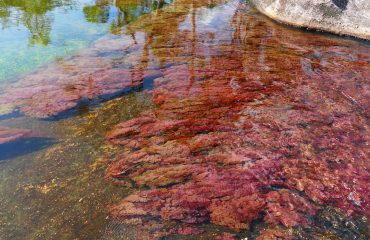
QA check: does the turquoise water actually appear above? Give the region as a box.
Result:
[0,0,167,82]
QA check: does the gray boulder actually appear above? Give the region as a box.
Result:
[252,0,370,40]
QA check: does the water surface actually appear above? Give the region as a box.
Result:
[0,0,169,81]
[0,0,369,239]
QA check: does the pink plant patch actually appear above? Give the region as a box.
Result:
[104,0,369,238]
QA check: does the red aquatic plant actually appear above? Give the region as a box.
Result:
[0,126,37,145]
[0,0,367,238]
[103,0,369,238]
[0,32,163,118]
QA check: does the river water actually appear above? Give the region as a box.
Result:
[0,0,369,239]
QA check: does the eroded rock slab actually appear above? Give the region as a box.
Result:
[253,0,370,40]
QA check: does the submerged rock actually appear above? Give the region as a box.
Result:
[0,0,367,120]
[0,34,163,119]
[0,0,367,238]
[104,0,369,237]
[0,126,52,160]
[252,0,370,40]
[0,126,36,145]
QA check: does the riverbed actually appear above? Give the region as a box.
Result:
[0,0,369,239]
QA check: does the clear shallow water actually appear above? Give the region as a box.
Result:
[0,0,369,239]
[0,0,170,82]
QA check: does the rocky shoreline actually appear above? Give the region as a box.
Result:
[252,0,370,40]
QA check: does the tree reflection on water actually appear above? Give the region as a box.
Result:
[83,0,170,34]
[0,0,75,45]
[0,0,170,45]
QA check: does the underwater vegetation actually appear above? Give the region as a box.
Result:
[0,0,368,239]
[0,31,163,118]
[0,126,37,145]
[103,0,369,238]
[0,126,53,161]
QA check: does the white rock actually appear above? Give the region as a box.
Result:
[252,0,370,40]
